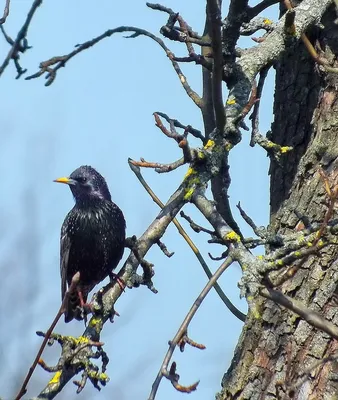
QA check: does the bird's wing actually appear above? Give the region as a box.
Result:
[60,228,71,301]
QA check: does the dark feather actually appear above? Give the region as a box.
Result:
[56,166,126,322]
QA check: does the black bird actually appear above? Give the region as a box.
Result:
[54,165,126,322]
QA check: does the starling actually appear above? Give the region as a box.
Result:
[54,165,126,322]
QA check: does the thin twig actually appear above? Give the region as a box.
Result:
[155,111,205,142]
[180,210,215,235]
[247,0,279,19]
[234,80,258,125]
[250,65,270,146]
[149,256,234,400]
[0,0,41,77]
[131,157,185,173]
[157,239,174,257]
[0,0,10,24]
[15,272,81,400]
[26,26,203,107]
[236,202,267,238]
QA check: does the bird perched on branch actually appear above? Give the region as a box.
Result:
[54,165,126,322]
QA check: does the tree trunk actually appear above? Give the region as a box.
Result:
[217,7,338,400]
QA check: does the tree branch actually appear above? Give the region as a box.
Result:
[0,0,41,77]
[26,25,203,108]
[149,256,235,400]
[0,0,10,24]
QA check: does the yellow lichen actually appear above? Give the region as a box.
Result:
[257,255,264,260]
[75,336,90,345]
[197,151,205,160]
[225,231,241,243]
[280,146,293,154]
[276,259,283,266]
[184,187,195,201]
[225,142,233,152]
[307,242,313,247]
[89,317,102,328]
[204,139,215,150]
[265,141,275,148]
[297,235,306,244]
[49,371,62,385]
[251,306,261,319]
[247,298,260,319]
[226,99,236,105]
[294,251,301,257]
[317,239,324,247]
[184,167,197,180]
[263,18,272,25]
[88,370,109,383]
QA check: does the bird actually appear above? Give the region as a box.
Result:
[54,165,126,322]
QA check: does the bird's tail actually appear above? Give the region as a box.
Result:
[64,290,88,323]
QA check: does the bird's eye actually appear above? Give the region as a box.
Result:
[77,176,87,184]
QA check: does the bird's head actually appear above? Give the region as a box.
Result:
[54,165,112,205]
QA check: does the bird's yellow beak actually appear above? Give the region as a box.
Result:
[54,177,74,185]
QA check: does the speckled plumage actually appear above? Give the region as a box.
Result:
[56,165,126,322]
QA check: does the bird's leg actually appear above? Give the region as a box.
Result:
[77,288,86,308]
[109,272,126,292]
[77,288,92,325]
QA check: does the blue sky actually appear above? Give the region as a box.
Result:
[0,1,277,399]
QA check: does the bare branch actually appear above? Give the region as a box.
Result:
[207,0,225,132]
[129,161,246,322]
[155,111,205,142]
[260,287,338,340]
[0,0,41,78]
[130,157,186,173]
[247,0,279,20]
[0,0,10,24]
[149,256,235,400]
[250,65,270,146]
[236,202,267,239]
[15,272,81,400]
[26,26,203,107]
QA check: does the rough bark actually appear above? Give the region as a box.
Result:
[217,7,338,400]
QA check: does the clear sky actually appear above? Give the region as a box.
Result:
[0,1,277,399]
